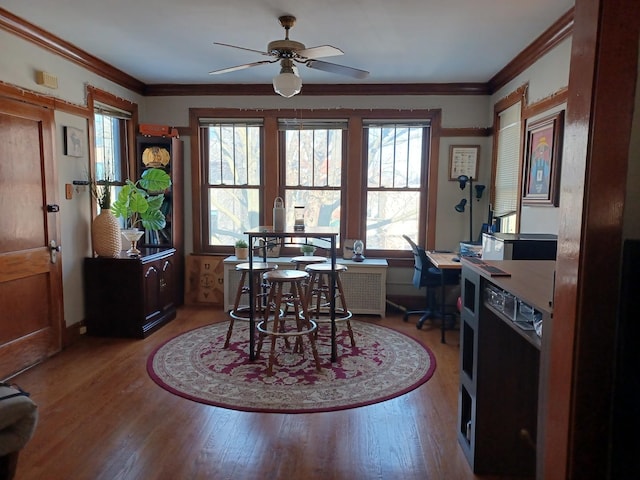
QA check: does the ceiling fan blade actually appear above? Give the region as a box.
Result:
[213,42,272,57]
[305,60,370,79]
[296,45,343,59]
[209,60,275,75]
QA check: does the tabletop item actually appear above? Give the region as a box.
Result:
[273,197,285,231]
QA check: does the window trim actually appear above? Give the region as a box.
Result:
[190,108,442,258]
[86,86,138,218]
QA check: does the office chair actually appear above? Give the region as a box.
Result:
[402,235,460,329]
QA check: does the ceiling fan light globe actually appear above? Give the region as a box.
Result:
[273,72,302,98]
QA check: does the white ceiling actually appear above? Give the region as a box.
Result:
[2,0,574,86]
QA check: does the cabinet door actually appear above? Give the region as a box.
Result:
[160,256,176,312]
[143,259,163,323]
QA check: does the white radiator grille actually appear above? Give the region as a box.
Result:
[223,259,387,316]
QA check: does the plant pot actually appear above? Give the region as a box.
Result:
[92,210,122,257]
[302,249,316,256]
[235,247,248,260]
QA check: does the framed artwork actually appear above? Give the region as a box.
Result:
[522,111,564,206]
[64,126,83,157]
[449,145,479,180]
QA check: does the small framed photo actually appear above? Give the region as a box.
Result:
[522,111,564,206]
[449,145,479,180]
[64,126,84,157]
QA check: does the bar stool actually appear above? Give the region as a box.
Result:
[224,262,277,348]
[256,270,322,375]
[305,263,356,347]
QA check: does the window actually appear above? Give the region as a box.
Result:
[93,101,132,215]
[280,120,346,234]
[494,101,521,233]
[201,121,262,248]
[364,122,430,250]
[193,108,437,256]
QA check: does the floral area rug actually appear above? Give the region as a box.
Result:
[147,319,436,413]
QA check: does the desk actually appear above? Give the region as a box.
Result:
[245,227,339,362]
[425,251,462,343]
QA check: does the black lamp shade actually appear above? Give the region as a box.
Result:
[475,184,486,200]
[455,198,467,212]
[457,175,469,190]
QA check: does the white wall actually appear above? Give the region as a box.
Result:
[54,111,93,326]
[491,37,573,236]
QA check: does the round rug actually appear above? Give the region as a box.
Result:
[147,319,436,413]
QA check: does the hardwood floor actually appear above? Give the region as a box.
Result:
[11,306,495,480]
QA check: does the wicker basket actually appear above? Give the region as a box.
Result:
[92,210,122,257]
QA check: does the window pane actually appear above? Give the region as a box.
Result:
[283,125,343,235]
[203,123,262,248]
[365,122,427,250]
[94,112,124,182]
[208,124,260,186]
[366,191,420,249]
[285,190,341,229]
[208,188,260,245]
[367,125,423,189]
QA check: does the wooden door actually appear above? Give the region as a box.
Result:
[0,97,63,379]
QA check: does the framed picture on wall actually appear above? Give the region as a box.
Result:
[522,111,564,206]
[449,145,479,180]
[64,126,84,157]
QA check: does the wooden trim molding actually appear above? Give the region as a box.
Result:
[0,7,145,94]
[522,87,569,119]
[489,8,574,93]
[144,83,490,97]
[439,127,492,137]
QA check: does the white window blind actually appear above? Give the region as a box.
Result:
[494,102,521,217]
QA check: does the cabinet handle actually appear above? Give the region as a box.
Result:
[160,278,167,290]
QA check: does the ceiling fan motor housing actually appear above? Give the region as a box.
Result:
[268,40,305,57]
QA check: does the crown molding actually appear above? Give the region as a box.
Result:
[488,8,574,93]
[0,7,145,95]
[143,82,490,96]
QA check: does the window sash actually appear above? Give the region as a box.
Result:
[494,102,521,217]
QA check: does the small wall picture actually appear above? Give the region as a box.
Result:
[449,145,479,180]
[523,111,564,206]
[64,126,84,157]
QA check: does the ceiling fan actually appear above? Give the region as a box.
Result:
[209,15,369,97]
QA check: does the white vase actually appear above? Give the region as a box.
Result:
[92,210,122,257]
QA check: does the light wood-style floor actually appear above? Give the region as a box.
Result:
[11,306,497,480]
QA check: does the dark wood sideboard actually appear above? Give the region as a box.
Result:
[84,248,177,338]
[458,259,555,478]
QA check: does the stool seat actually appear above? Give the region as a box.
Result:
[304,263,348,273]
[263,269,309,282]
[256,270,321,375]
[236,262,275,271]
[290,256,327,272]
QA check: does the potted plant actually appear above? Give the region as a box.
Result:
[235,239,249,260]
[300,242,316,256]
[111,167,172,255]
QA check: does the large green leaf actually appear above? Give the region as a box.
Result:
[140,168,171,193]
[140,208,167,231]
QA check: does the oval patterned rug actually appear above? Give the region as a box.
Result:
[147,319,436,413]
